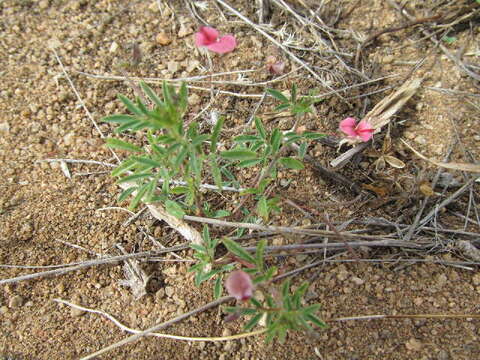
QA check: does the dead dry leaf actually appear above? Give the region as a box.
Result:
[384,155,406,169]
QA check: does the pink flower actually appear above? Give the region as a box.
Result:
[339,117,374,142]
[194,26,236,54]
[266,55,285,75]
[225,270,253,301]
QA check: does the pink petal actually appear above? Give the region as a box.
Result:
[206,35,237,54]
[225,270,253,301]
[355,120,374,141]
[195,26,219,47]
[339,117,358,137]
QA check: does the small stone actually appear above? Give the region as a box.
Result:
[351,276,365,285]
[167,61,179,74]
[9,295,24,308]
[39,0,49,9]
[178,24,193,38]
[109,41,119,53]
[405,338,423,351]
[0,122,9,133]
[71,307,85,317]
[337,270,349,281]
[437,349,450,360]
[155,288,165,300]
[64,132,75,145]
[188,93,200,106]
[382,55,394,64]
[165,286,175,298]
[414,135,427,145]
[0,305,9,314]
[156,32,172,46]
[186,60,200,73]
[472,273,480,286]
[436,274,447,288]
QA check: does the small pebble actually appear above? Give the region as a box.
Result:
[156,32,172,46]
[71,307,85,317]
[9,295,24,308]
[109,41,119,53]
[39,0,49,9]
[178,24,193,38]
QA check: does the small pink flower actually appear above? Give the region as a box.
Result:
[194,26,236,54]
[339,117,374,142]
[225,270,253,301]
[265,55,285,75]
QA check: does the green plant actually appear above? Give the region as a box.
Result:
[103,81,327,342]
[103,82,323,220]
[103,81,225,215]
[189,233,327,342]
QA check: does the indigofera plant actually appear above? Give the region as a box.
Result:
[103,81,327,341]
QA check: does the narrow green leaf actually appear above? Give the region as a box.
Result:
[291,83,297,103]
[118,94,143,116]
[234,135,262,143]
[213,209,230,218]
[224,306,240,313]
[256,196,269,220]
[117,173,153,184]
[102,114,137,124]
[298,315,313,332]
[305,313,328,328]
[275,103,291,112]
[237,159,262,168]
[278,157,304,170]
[292,282,309,308]
[111,158,136,177]
[132,156,162,168]
[301,132,325,140]
[214,276,222,299]
[162,80,174,107]
[220,149,258,161]
[209,155,223,191]
[106,138,144,153]
[254,117,267,140]
[270,128,282,153]
[174,146,188,168]
[250,297,262,308]
[255,239,266,271]
[302,304,321,315]
[298,143,307,158]
[114,120,141,134]
[178,82,188,112]
[188,263,204,273]
[170,186,189,194]
[202,225,211,246]
[210,116,224,152]
[192,134,210,146]
[140,81,164,107]
[128,182,149,210]
[118,186,137,202]
[165,200,185,218]
[244,313,263,331]
[135,97,149,115]
[189,243,207,253]
[266,88,289,103]
[223,238,256,265]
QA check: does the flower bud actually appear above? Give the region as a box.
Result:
[225,270,253,301]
